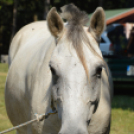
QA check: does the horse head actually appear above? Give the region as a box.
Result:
[47,4,106,134]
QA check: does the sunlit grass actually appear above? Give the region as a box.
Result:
[0,63,134,134]
[0,63,15,134]
[111,96,134,134]
[0,63,8,73]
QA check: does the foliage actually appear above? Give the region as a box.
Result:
[103,0,134,10]
[0,0,134,54]
[0,0,45,54]
[0,0,13,54]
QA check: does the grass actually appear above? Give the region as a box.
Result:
[0,63,134,134]
[0,63,15,134]
[0,63,8,73]
[111,96,134,134]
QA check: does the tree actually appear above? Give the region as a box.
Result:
[11,0,17,39]
[0,0,134,54]
[44,0,50,19]
[99,0,103,7]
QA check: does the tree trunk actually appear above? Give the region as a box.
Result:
[44,0,50,19]
[11,0,17,40]
[99,0,103,7]
[33,13,38,21]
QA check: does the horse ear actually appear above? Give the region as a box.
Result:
[47,7,64,38]
[89,7,105,38]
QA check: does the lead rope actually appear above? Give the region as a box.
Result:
[0,109,57,134]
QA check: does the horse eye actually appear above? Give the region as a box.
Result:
[96,67,102,78]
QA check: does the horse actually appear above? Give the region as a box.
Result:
[5,4,113,134]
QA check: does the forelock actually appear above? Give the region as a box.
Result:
[60,4,105,81]
[60,3,89,26]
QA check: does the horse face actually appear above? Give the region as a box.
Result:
[47,4,105,134]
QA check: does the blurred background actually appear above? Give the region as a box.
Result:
[0,0,134,134]
[0,0,134,55]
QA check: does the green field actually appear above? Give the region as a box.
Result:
[0,63,15,134]
[0,63,134,134]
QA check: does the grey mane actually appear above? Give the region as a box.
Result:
[60,4,89,26]
[60,4,90,44]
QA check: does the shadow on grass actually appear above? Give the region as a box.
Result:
[112,95,134,111]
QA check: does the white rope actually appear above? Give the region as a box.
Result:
[0,109,57,134]
[0,118,37,134]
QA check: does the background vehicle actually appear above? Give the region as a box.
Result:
[100,23,128,57]
[100,31,114,56]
